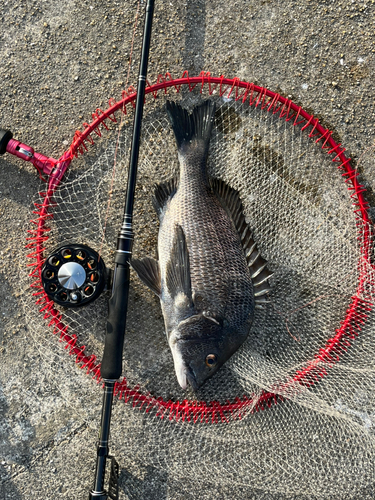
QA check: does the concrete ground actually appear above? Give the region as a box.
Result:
[0,0,375,498]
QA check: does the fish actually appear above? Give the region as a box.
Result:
[131,100,273,390]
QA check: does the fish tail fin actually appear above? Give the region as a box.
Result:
[166,100,216,151]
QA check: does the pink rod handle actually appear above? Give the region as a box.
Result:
[6,138,56,176]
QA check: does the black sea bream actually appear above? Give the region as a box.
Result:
[131,100,272,390]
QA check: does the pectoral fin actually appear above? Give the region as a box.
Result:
[166,225,192,301]
[130,257,161,297]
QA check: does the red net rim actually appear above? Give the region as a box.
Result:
[26,72,374,424]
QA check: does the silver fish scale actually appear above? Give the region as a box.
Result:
[158,142,254,334]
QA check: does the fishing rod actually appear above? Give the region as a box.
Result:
[89,0,155,498]
[0,2,155,498]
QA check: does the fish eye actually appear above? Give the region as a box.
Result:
[205,354,217,368]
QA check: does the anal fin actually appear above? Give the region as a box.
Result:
[152,175,179,218]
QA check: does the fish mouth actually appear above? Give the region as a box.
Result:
[185,367,199,391]
[170,339,198,390]
[170,341,188,390]
[176,364,198,391]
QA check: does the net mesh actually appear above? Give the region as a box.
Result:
[20,77,375,498]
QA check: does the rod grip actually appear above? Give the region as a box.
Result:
[101,264,130,379]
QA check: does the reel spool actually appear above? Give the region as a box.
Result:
[41,244,107,307]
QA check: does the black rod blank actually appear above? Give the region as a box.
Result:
[89,1,155,498]
[100,0,155,381]
[90,381,115,499]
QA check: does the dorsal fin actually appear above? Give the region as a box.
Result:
[152,175,179,218]
[210,178,273,307]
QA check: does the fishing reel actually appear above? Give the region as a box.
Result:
[41,244,110,308]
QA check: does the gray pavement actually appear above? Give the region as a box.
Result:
[1,0,375,498]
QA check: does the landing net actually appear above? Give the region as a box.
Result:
[21,74,375,498]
